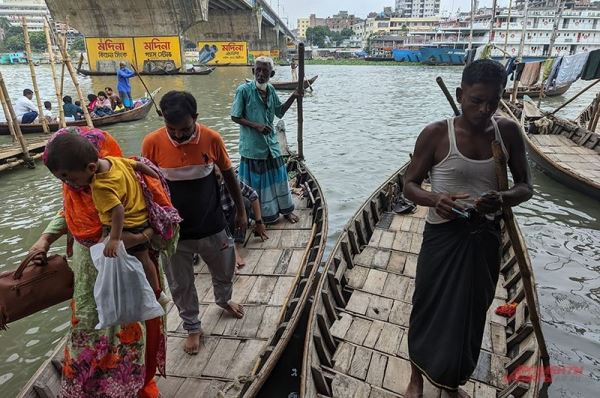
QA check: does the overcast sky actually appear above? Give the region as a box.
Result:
[269,0,511,28]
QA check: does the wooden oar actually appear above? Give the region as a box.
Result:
[492,140,552,385]
[130,64,162,117]
[297,43,305,160]
[548,78,600,116]
[436,76,460,116]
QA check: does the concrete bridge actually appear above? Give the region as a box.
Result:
[45,0,293,51]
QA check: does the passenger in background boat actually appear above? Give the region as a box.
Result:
[231,56,301,224]
[14,88,38,124]
[403,59,533,398]
[42,101,55,123]
[62,96,83,121]
[29,127,166,398]
[114,97,125,113]
[86,94,97,114]
[104,86,120,109]
[93,91,114,117]
[118,62,135,109]
[142,90,247,355]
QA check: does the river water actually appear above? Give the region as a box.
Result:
[0,64,598,397]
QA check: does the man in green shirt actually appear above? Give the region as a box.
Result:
[231,56,301,224]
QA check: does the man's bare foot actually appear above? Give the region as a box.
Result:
[405,363,424,398]
[184,331,202,355]
[284,212,299,223]
[224,302,245,318]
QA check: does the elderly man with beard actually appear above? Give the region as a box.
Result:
[231,56,301,225]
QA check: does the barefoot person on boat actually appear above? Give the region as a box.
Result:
[231,56,302,224]
[403,60,533,397]
[29,127,166,398]
[142,91,247,355]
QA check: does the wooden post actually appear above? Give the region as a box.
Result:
[297,42,305,160]
[54,21,93,128]
[502,0,512,61]
[436,76,460,116]
[22,17,49,134]
[538,0,565,106]
[589,93,600,132]
[0,88,16,141]
[492,140,551,384]
[0,72,35,167]
[44,19,66,128]
[511,0,529,103]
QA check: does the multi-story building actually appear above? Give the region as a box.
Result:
[326,11,360,32]
[297,17,310,39]
[433,7,600,57]
[309,14,327,28]
[395,0,441,18]
[0,0,49,31]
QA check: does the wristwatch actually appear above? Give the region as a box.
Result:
[255,219,263,225]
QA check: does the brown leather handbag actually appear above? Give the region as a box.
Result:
[0,250,74,330]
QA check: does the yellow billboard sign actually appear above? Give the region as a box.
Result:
[133,36,182,73]
[270,49,280,59]
[85,37,135,72]
[196,41,248,65]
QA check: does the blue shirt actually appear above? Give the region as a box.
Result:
[231,81,284,159]
[117,68,135,92]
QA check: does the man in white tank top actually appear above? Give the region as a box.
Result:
[403,60,533,397]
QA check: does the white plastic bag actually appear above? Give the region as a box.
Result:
[90,241,164,329]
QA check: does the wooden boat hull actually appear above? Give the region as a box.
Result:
[301,163,543,398]
[0,90,158,135]
[17,154,327,398]
[503,101,600,200]
[77,67,214,76]
[503,83,571,99]
[245,76,318,90]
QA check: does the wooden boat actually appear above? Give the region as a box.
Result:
[17,133,327,398]
[503,83,572,99]
[575,95,600,133]
[77,67,214,76]
[0,89,160,135]
[301,163,545,397]
[502,100,600,200]
[245,76,318,90]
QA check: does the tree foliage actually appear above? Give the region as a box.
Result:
[71,36,85,51]
[3,34,25,52]
[305,26,355,47]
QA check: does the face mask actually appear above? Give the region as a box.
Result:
[256,81,268,91]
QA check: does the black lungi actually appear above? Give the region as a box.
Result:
[408,217,501,391]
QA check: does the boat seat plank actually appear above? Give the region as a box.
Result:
[156,376,186,398]
[172,379,228,398]
[382,356,412,394]
[332,341,355,373]
[368,386,403,398]
[202,338,242,378]
[349,345,374,380]
[363,320,386,348]
[165,336,220,377]
[330,312,354,339]
[365,352,388,387]
[331,372,372,397]
[256,305,284,339]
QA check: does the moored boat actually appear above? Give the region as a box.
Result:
[0,89,160,135]
[245,76,318,91]
[503,83,572,99]
[17,133,327,398]
[301,162,544,397]
[502,100,600,200]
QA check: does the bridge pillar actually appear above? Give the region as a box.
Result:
[185,9,286,55]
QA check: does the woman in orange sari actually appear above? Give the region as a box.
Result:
[30,127,166,398]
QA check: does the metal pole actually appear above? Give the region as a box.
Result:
[44,19,66,128]
[22,17,49,134]
[297,42,305,160]
[0,72,35,167]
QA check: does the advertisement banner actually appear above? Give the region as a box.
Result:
[85,37,135,72]
[133,36,182,73]
[196,41,248,65]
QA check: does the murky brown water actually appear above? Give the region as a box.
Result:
[0,64,598,397]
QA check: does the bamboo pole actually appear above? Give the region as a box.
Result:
[44,19,66,128]
[0,88,17,142]
[297,42,305,160]
[548,79,600,115]
[489,0,498,44]
[589,93,600,132]
[503,0,512,61]
[22,17,49,134]
[511,0,529,103]
[467,0,474,51]
[0,72,35,167]
[538,0,565,106]
[54,23,93,128]
[492,140,552,384]
[436,77,460,116]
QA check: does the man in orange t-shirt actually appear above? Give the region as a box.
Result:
[142,91,247,355]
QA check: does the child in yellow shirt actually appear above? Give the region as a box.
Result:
[45,133,169,305]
